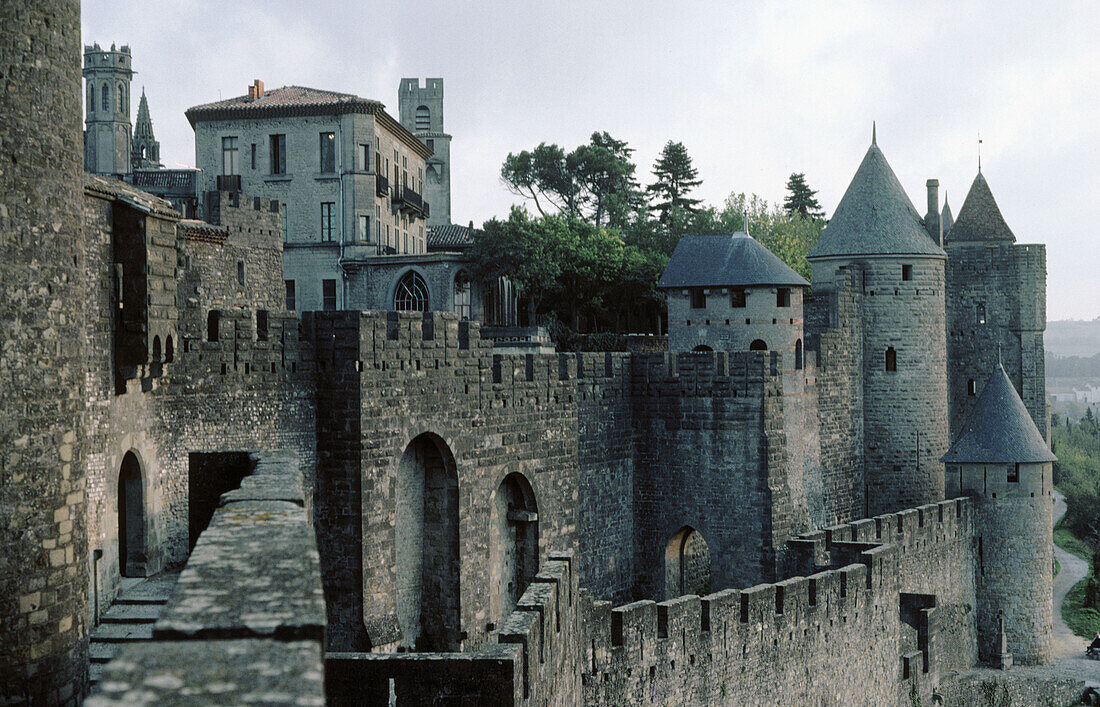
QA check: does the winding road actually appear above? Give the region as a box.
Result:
[1050,490,1100,687]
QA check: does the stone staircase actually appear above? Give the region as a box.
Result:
[89,571,179,688]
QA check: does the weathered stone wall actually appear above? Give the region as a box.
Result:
[946,241,1047,441]
[0,1,89,703]
[87,451,327,706]
[804,268,865,526]
[665,284,803,358]
[309,311,582,652]
[631,351,790,593]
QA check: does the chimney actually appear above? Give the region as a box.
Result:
[925,179,942,247]
[248,79,264,101]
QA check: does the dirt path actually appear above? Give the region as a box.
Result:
[1052,490,1089,657]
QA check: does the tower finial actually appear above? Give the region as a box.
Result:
[872,121,877,146]
[743,210,750,236]
[978,131,983,173]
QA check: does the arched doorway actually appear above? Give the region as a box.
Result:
[490,473,538,624]
[692,345,713,352]
[664,526,710,599]
[395,434,460,651]
[118,452,146,578]
[749,339,768,351]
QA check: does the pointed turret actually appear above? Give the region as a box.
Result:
[941,194,954,236]
[809,136,944,259]
[942,362,1055,666]
[945,172,1015,243]
[942,363,1054,465]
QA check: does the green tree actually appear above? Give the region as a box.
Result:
[500,133,642,227]
[469,207,565,324]
[783,172,824,219]
[647,141,702,223]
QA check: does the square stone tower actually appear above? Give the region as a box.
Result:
[399,78,451,227]
[83,42,133,177]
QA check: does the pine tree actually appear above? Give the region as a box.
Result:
[783,172,824,219]
[647,141,702,223]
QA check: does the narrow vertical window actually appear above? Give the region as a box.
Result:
[250,143,256,170]
[885,346,897,372]
[1007,463,1019,483]
[902,264,913,281]
[320,202,335,242]
[795,339,803,370]
[270,134,286,175]
[360,143,370,171]
[256,310,269,341]
[285,280,296,310]
[320,132,335,173]
[221,136,239,175]
[322,279,337,311]
[976,302,986,325]
[89,82,95,112]
[280,203,288,243]
[207,311,220,342]
[967,379,976,396]
[236,260,245,286]
[359,215,371,243]
[118,83,124,112]
[102,84,109,110]
[453,271,471,320]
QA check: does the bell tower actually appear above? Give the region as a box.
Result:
[399,78,451,226]
[83,42,133,177]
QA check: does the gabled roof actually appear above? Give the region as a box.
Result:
[941,363,1055,464]
[945,172,1015,243]
[427,224,476,251]
[84,174,179,218]
[658,233,809,289]
[809,140,945,259]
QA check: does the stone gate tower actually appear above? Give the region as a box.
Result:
[943,362,1055,665]
[808,130,948,515]
[399,78,451,227]
[0,0,89,703]
[83,41,132,177]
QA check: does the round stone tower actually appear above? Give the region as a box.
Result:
[83,41,133,176]
[0,1,89,703]
[943,363,1055,666]
[808,130,948,515]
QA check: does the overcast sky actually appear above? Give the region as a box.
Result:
[82,1,1099,321]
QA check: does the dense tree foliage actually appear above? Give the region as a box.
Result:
[1052,412,1100,609]
[783,172,824,218]
[482,132,827,341]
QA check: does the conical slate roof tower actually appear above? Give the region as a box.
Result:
[946,172,1015,243]
[809,128,948,515]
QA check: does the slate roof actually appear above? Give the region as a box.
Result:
[945,172,1015,243]
[84,174,179,218]
[809,141,945,259]
[427,224,476,251]
[941,363,1056,464]
[657,233,809,289]
[132,169,199,190]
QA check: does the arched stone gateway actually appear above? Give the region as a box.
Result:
[664,526,710,599]
[118,451,146,578]
[395,433,461,651]
[490,473,539,624]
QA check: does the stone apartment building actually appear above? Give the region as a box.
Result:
[186,81,434,312]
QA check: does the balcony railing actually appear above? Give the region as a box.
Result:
[393,185,429,219]
[375,174,389,197]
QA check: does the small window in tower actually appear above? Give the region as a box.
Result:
[118,83,124,112]
[776,288,791,307]
[902,264,912,281]
[359,215,371,243]
[426,139,435,152]
[885,346,897,372]
[280,203,288,243]
[1008,463,1019,483]
[416,105,430,132]
[237,261,245,286]
[250,143,256,170]
[102,84,109,110]
[690,288,706,309]
[359,143,370,171]
[976,302,986,325]
[967,379,976,396]
[730,288,746,308]
[89,82,95,112]
[207,311,220,342]
[256,310,268,341]
[795,339,803,370]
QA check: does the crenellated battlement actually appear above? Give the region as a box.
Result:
[174,307,311,388]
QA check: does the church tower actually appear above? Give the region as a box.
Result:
[83,42,133,177]
[131,88,162,171]
[943,362,1055,666]
[398,78,451,227]
[808,129,949,515]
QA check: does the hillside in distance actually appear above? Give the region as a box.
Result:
[1046,318,1100,358]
